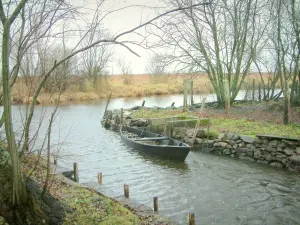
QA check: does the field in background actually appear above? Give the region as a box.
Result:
[11,73,278,104]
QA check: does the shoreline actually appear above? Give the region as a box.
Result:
[3,154,177,225]
[52,160,176,224]
[10,89,280,106]
[103,105,300,173]
[11,73,278,105]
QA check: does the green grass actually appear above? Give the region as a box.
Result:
[211,118,300,137]
[133,108,190,119]
[133,109,300,138]
[0,217,8,225]
[22,155,171,225]
[61,186,141,225]
[23,155,141,225]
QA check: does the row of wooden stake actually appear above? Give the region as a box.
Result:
[72,162,195,224]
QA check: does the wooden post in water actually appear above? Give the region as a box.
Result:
[153,197,158,212]
[142,100,145,107]
[103,92,112,119]
[54,156,57,165]
[187,213,195,225]
[97,172,102,184]
[73,162,79,182]
[124,184,129,198]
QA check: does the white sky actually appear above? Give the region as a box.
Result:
[74,0,167,74]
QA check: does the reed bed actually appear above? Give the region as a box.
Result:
[11,73,278,104]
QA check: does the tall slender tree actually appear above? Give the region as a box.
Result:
[149,0,269,107]
[0,1,210,223]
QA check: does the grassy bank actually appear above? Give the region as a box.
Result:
[132,108,300,138]
[0,155,173,225]
[11,73,276,104]
[0,217,7,225]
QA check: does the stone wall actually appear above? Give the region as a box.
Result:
[103,109,300,173]
[182,129,300,173]
[148,117,198,134]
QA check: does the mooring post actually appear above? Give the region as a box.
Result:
[97,172,102,184]
[73,162,79,182]
[187,213,195,225]
[103,92,112,119]
[54,156,57,165]
[153,196,158,212]
[142,100,145,107]
[124,184,129,198]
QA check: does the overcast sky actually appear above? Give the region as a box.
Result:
[75,0,167,74]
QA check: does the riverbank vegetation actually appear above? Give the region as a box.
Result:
[0,0,299,224]
[11,73,276,104]
[23,155,140,224]
[22,155,171,225]
[132,104,300,138]
[0,1,210,224]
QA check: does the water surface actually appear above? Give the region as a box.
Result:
[10,94,300,225]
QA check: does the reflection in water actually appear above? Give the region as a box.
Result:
[9,94,300,225]
[130,149,190,171]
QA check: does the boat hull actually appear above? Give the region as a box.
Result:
[121,126,190,161]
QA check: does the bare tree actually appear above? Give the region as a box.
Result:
[81,27,114,90]
[44,46,76,93]
[274,0,291,124]
[0,0,210,223]
[146,53,166,75]
[288,0,300,107]
[262,0,300,123]
[118,59,132,84]
[0,1,77,223]
[149,0,268,108]
[146,53,169,83]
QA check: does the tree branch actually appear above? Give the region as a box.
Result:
[0,0,7,24]
[7,0,28,25]
[113,1,212,41]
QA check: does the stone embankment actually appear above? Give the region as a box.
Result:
[102,108,300,173]
[183,130,300,173]
[102,109,148,129]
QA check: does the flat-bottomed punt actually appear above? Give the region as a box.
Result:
[120,125,190,161]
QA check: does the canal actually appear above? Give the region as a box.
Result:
[12,94,300,225]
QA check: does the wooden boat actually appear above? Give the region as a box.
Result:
[120,125,190,161]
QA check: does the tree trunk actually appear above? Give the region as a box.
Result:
[283,86,290,124]
[2,23,28,219]
[0,169,65,224]
[224,79,230,115]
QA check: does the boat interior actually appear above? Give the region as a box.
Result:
[122,126,185,146]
